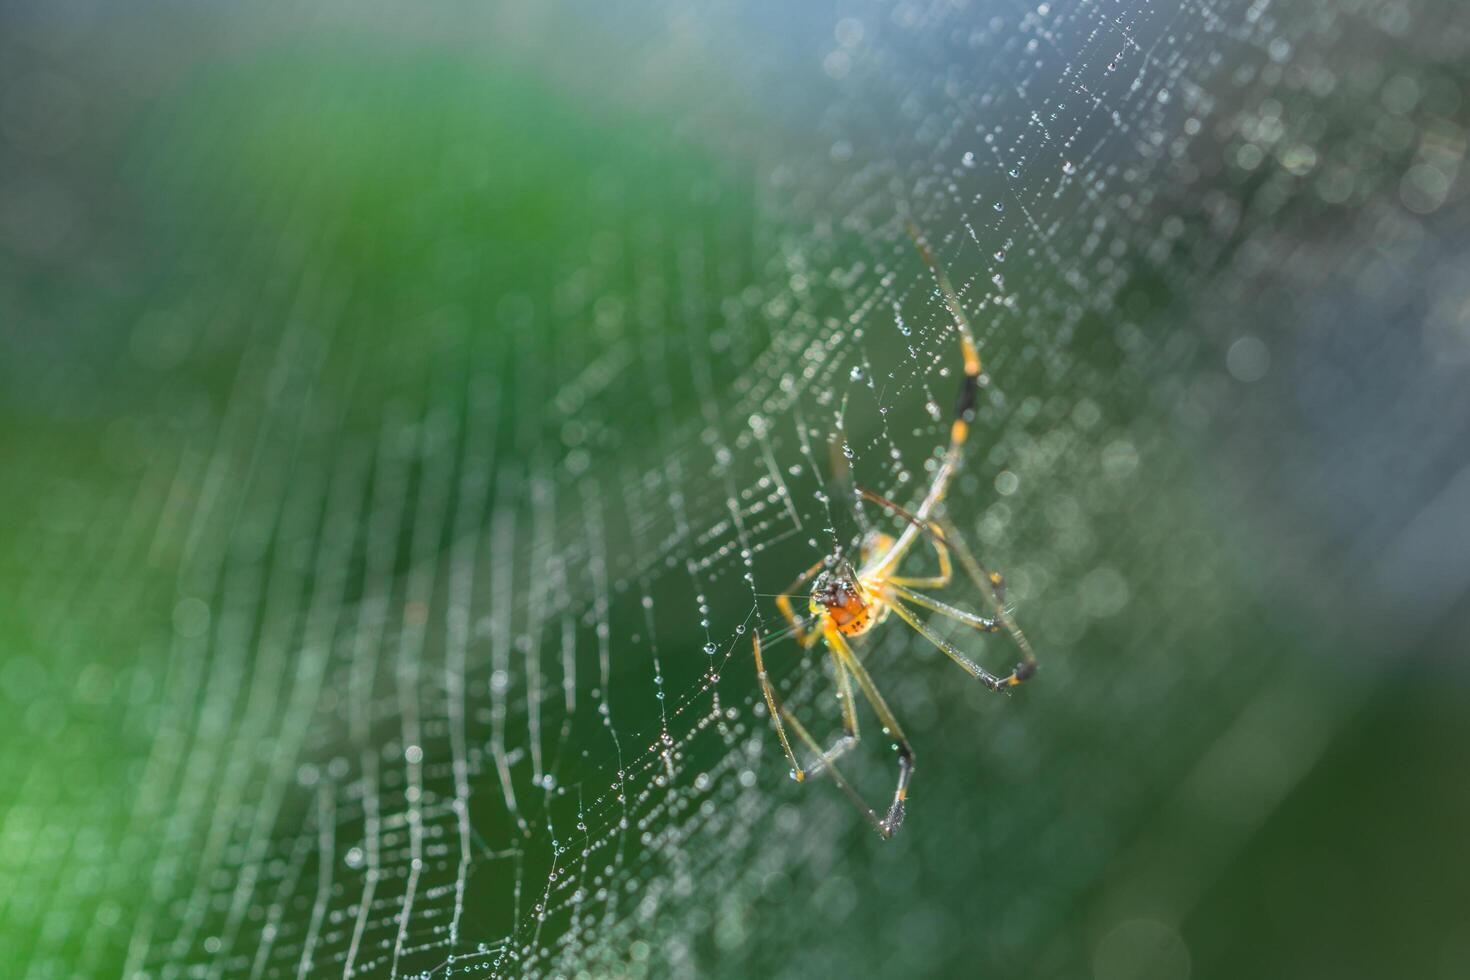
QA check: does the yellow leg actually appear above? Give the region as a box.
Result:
[887,530,951,588]
[884,592,1009,689]
[831,645,859,742]
[767,685,891,839]
[753,633,804,781]
[798,646,862,782]
[824,626,915,836]
[774,558,827,649]
[858,487,953,587]
[934,514,1038,684]
[887,582,1001,633]
[753,633,889,837]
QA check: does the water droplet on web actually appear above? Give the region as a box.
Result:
[841,442,855,460]
[1063,160,1077,175]
[962,150,977,168]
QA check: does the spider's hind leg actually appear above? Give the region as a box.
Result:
[883,592,1016,692]
[888,582,1002,634]
[754,632,894,837]
[798,644,865,781]
[824,626,915,836]
[934,514,1039,686]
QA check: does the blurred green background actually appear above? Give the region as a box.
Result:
[2,2,1468,978]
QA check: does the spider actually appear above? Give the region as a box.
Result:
[752,222,1039,839]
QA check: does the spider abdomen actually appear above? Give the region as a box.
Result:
[831,601,885,636]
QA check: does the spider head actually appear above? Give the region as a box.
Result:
[810,563,868,631]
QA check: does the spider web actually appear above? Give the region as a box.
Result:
[3,1,1468,978]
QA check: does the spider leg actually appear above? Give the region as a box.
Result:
[774,558,827,649]
[751,632,863,777]
[771,696,891,839]
[883,590,1017,691]
[753,633,805,781]
[859,487,952,588]
[752,634,889,838]
[934,513,1038,684]
[832,646,860,741]
[864,224,983,581]
[804,647,860,780]
[887,581,1002,633]
[860,480,1037,686]
[824,626,915,837]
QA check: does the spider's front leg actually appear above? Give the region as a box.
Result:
[773,558,828,649]
[753,632,896,838]
[823,626,915,837]
[753,632,806,781]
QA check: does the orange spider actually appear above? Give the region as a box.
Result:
[753,223,1038,838]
